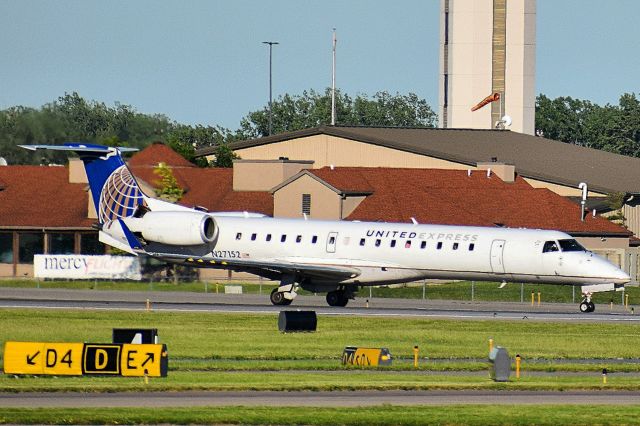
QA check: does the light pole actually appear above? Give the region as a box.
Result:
[262,41,279,136]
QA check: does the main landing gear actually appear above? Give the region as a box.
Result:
[579,292,595,313]
[326,290,349,307]
[270,276,297,306]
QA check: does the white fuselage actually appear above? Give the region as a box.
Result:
[206,216,629,289]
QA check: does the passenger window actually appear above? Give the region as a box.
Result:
[266,234,272,242]
[390,240,396,248]
[296,235,302,243]
[312,235,318,244]
[405,240,411,248]
[543,241,559,253]
[329,236,335,244]
[281,235,287,243]
[236,232,242,240]
[453,243,458,250]
[359,238,366,246]
[420,241,426,249]
[469,243,475,251]
[251,233,257,241]
[437,242,443,250]
[375,239,381,247]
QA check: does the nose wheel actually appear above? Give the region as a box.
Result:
[579,293,595,313]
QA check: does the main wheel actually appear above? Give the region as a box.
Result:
[588,302,595,312]
[579,302,590,313]
[326,291,349,307]
[270,289,285,305]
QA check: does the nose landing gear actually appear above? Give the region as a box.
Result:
[579,292,595,313]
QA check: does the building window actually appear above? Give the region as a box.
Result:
[359,238,366,246]
[49,233,75,255]
[80,233,104,255]
[302,194,311,215]
[420,241,427,249]
[437,242,443,250]
[18,232,43,264]
[0,232,13,263]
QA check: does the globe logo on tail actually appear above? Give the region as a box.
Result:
[98,165,144,222]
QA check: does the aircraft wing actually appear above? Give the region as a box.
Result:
[147,251,361,282]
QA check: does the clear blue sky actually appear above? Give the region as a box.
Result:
[1,0,638,130]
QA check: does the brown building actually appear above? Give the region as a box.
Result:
[0,141,635,280]
[196,126,640,237]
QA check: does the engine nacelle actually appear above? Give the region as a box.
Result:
[123,211,216,246]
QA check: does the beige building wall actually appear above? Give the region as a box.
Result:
[273,175,341,220]
[236,135,474,170]
[233,160,313,191]
[523,178,607,198]
[440,0,536,134]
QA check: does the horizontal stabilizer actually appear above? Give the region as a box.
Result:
[19,143,138,154]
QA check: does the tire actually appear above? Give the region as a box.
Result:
[579,302,590,313]
[588,302,595,313]
[326,291,340,307]
[337,293,349,307]
[270,289,285,305]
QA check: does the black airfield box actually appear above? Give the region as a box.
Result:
[278,311,317,332]
[112,329,158,344]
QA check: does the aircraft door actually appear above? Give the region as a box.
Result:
[326,232,338,253]
[490,239,506,274]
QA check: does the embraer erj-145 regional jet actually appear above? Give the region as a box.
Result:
[23,144,630,312]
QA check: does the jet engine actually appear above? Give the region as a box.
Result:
[123,211,216,246]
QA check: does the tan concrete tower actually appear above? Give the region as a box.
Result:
[439,0,536,134]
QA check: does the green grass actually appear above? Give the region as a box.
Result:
[3,405,640,425]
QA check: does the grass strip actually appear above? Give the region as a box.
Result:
[3,405,640,425]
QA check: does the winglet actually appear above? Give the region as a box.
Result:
[118,219,144,252]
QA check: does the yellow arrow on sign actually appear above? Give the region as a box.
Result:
[3,342,83,375]
[121,344,167,377]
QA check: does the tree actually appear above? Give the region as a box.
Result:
[153,162,184,202]
[165,124,228,167]
[236,89,437,139]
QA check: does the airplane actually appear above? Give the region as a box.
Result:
[22,143,631,313]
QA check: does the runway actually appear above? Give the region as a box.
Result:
[2,390,640,407]
[0,287,639,323]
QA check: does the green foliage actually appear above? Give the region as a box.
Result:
[164,124,229,167]
[536,92,640,157]
[209,141,239,167]
[0,92,172,165]
[236,89,437,139]
[153,162,184,202]
[605,192,627,225]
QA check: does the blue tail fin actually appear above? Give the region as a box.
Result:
[21,143,144,223]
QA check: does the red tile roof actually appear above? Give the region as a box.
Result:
[128,142,196,168]
[309,167,629,236]
[0,166,93,228]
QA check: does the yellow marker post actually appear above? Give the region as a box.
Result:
[537,292,541,307]
[145,299,151,312]
[625,294,629,310]
[488,338,494,355]
[515,354,521,379]
[602,368,608,384]
[610,299,614,311]
[413,346,419,368]
[531,291,534,306]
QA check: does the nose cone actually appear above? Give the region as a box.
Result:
[613,268,631,284]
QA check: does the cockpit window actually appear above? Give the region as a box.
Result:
[542,241,559,253]
[558,239,586,252]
